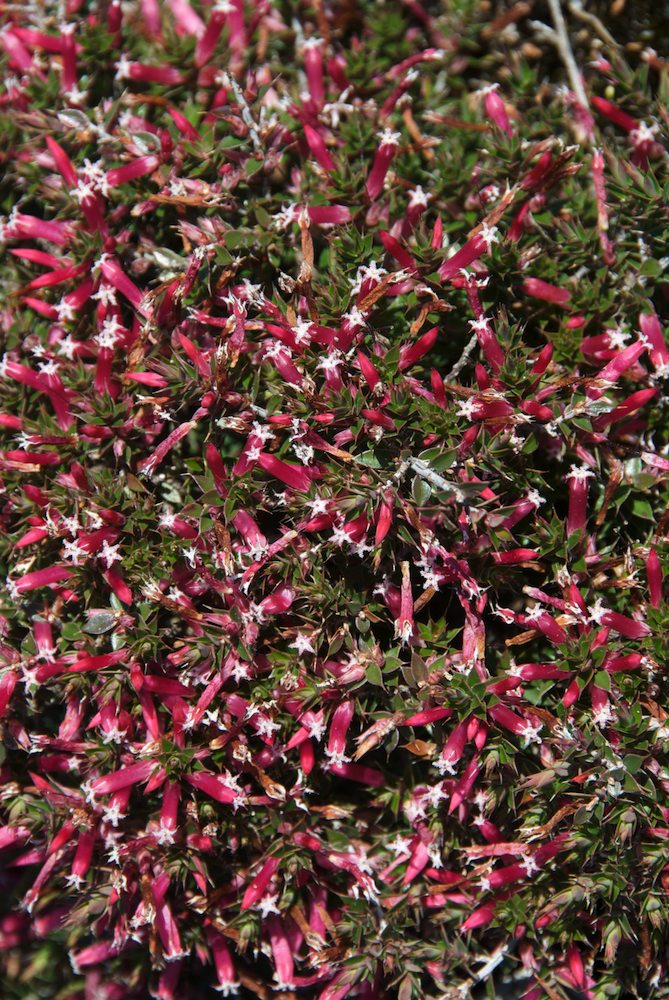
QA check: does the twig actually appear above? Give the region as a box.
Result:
[218,72,263,152]
[444,330,479,381]
[470,943,513,987]
[408,457,457,493]
[545,0,590,115]
[567,0,620,48]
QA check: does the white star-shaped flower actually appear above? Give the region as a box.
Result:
[324,749,351,769]
[387,835,412,856]
[99,540,121,568]
[343,306,367,328]
[306,496,329,515]
[102,803,126,827]
[38,359,59,376]
[409,185,429,208]
[478,222,500,252]
[566,464,594,482]
[182,546,198,568]
[290,633,315,655]
[256,715,280,738]
[304,717,326,741]
[468,316,491,334]
[527,488,546,507]
[330,526,351,547]
[155,824,176,846]
[115,54,133,82]
[456,398,479,419]
[91,284,117,307]
[520,721,543,745]
[605,325,630,350]
[256,894,280,918]
[293,319,313,345]
[63,539,87,564]
[96,317,123,350]
[57,335,79,359]
[57,300,77,323]
[377,128,401,147]
[316,351,344,373]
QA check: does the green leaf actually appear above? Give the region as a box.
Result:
[365,663,384,687]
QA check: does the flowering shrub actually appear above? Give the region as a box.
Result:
[1,1,669,998]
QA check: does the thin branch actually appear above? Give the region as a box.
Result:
[545,0,590,114]
[444,330,479,382]
[567,0,620,49]
[408,457,457,493]
[218,72,263,152]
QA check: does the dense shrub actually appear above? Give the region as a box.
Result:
[1,1,668,997]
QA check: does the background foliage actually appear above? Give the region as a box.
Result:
[1,1,669,997]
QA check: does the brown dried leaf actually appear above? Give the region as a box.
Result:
[400,740,437,758]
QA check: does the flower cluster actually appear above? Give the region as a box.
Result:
[0,2,668,999]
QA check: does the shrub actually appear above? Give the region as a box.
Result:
[0,2,668,998]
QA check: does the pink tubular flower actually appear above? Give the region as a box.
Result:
[205,443,228,495]
[489,704,542,744]
[589,599,651,638]
[1,28,36,73]
[591,96,637,133]
[398,326,439,371]
[106,155,160,187]
[68,827,96,889]
[185,770,245,808]
[90,759,159,796]
[379,231,418,275]
[303,37,325,107]
[7,564,73,597]
[100,258,152,317]
[566,464,594,534]
[6,212,70,245]
[139,420,197,478]
[480,84,513,136]
[304,124,336,172]
[587,340,647,401]
[491,549,540,565]
[257,452,312,492]
[590,149,615,265]
[434,718,469,775]
[45,136,77,186]
[639,310,669,375]
[374,491,394,545]
[449,754,481,814]
[366,129,401,200]
[522,277,571,306]
[195,6,227,67]
[461,902,496,931]
[308,205,351,225]
[325,701,354,768]
[520,151,553,192]
[170,0,205,37]
[206,927,239,994]
[403,707,452,726]
[593,387,658,430]
[267,916,294,989]
[0,670,18,720]
[116,56,184,84]
[438,223,500,282]
[153,875,189,963]
[356,351,381,392]
[68,940,121,974]
[241,856,280,910]
[604,653,643,673]
[394,561,414,645]
[646,548,663,607]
